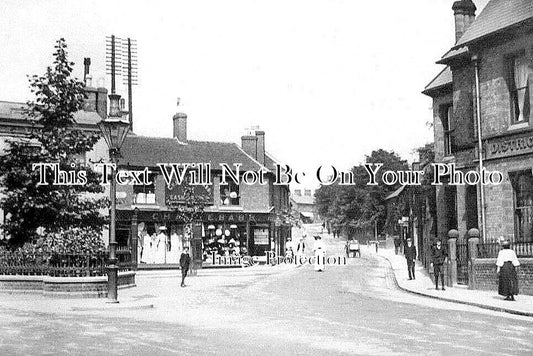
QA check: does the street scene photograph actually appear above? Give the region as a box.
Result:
[1,0,533,355]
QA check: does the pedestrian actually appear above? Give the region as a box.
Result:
[296,238,306,260]
[496,240,520,301]
[321,221,325,234]
[404,238,417,280]
[313,235,326,272]
[394,236,400,255]
[179,247,191,287]
[430,240,448,290]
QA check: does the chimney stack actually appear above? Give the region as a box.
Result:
[173,98,187,143]
[173,113,187,142]
[241,134,258,159]
[452,0,476,43]
[255,130,265,165]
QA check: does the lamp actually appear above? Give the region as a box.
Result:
[97,93,130,303]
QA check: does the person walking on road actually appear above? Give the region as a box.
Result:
[496,240,520,301]
[431,240,448,290]
[404,238,417,280]
[180,247,191,287]
[296,238,306,260]
[313,235,326,272]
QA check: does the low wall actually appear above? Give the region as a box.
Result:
[472,258,533,296]
[0,272,136,298]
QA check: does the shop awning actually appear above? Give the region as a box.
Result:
[385,185,406,200]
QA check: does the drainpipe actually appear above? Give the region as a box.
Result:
[472,54,486,241]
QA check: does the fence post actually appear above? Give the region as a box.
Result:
[468,236,480,289]
[447,237,457,286]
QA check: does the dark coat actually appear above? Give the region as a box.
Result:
[431,245,448,265]
[405,245,417,262]
[180,252,191,270]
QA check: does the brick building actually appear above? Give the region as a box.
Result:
[290,189,316,223]
[423,0,533,293]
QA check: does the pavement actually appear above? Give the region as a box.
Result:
[378,247,533,317]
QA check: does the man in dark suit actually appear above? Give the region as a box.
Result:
[431,240,448,290]
[180,247,191,287]
[404,238,417,280]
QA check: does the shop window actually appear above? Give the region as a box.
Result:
[511,171,533,242]
[133,173,156,205]
[508,53,531,123]
[440,104,454,156]
[220,179,240,206]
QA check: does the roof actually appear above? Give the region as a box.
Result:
[437,46,469,64]
[0,100,102,126]
[291,194,314,205]
[454,0,533,48]
[422,66,452,96]
[120,135,268,171]
[385,185,406,201]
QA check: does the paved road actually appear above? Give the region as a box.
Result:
[0,233,532,355]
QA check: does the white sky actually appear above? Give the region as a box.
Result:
[0,0,490,189]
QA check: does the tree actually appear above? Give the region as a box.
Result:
[315,149,408,236]
[0,38,107,247]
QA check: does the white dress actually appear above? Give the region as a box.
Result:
[169,233,181,264]
[155,233,167,263]
[141,234,152,264]
[313,239,326,271]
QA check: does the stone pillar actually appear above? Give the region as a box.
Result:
[447,229,459,287]
[131,209,139,270]
[468,237,479,289]
[448,238,457,286]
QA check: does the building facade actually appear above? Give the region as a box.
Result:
[424,0,533,292]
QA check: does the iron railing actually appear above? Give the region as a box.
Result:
[477,242,533,258]
[0,248,133,277]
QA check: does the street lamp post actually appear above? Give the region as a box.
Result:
[98,93,130,303]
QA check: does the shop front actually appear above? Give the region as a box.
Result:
[116,209,277,268]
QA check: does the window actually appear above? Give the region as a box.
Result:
[509,54,531,123]
[511,171,533,242]
[440,104,453,155]
[220,179,240,206]
[133,173,156,205]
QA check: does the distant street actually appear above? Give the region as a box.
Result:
[1,229,532,355]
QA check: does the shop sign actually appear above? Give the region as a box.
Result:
[165,183,213,206]
[485,133,533,160]
[204,212,271,223]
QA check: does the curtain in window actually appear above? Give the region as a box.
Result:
[514,56,531,121]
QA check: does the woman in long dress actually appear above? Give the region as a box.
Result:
[141,231,152,264]
[496,240,520,301]
[313,235,326,272]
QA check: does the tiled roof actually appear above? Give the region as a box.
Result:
[0,100,101,126]
[422,66,452,96]
[120,135,267,171]
[438,46,469,64]
[454,0,533,48]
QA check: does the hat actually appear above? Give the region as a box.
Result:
[159,226,167,230]
[501,240,511,247]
